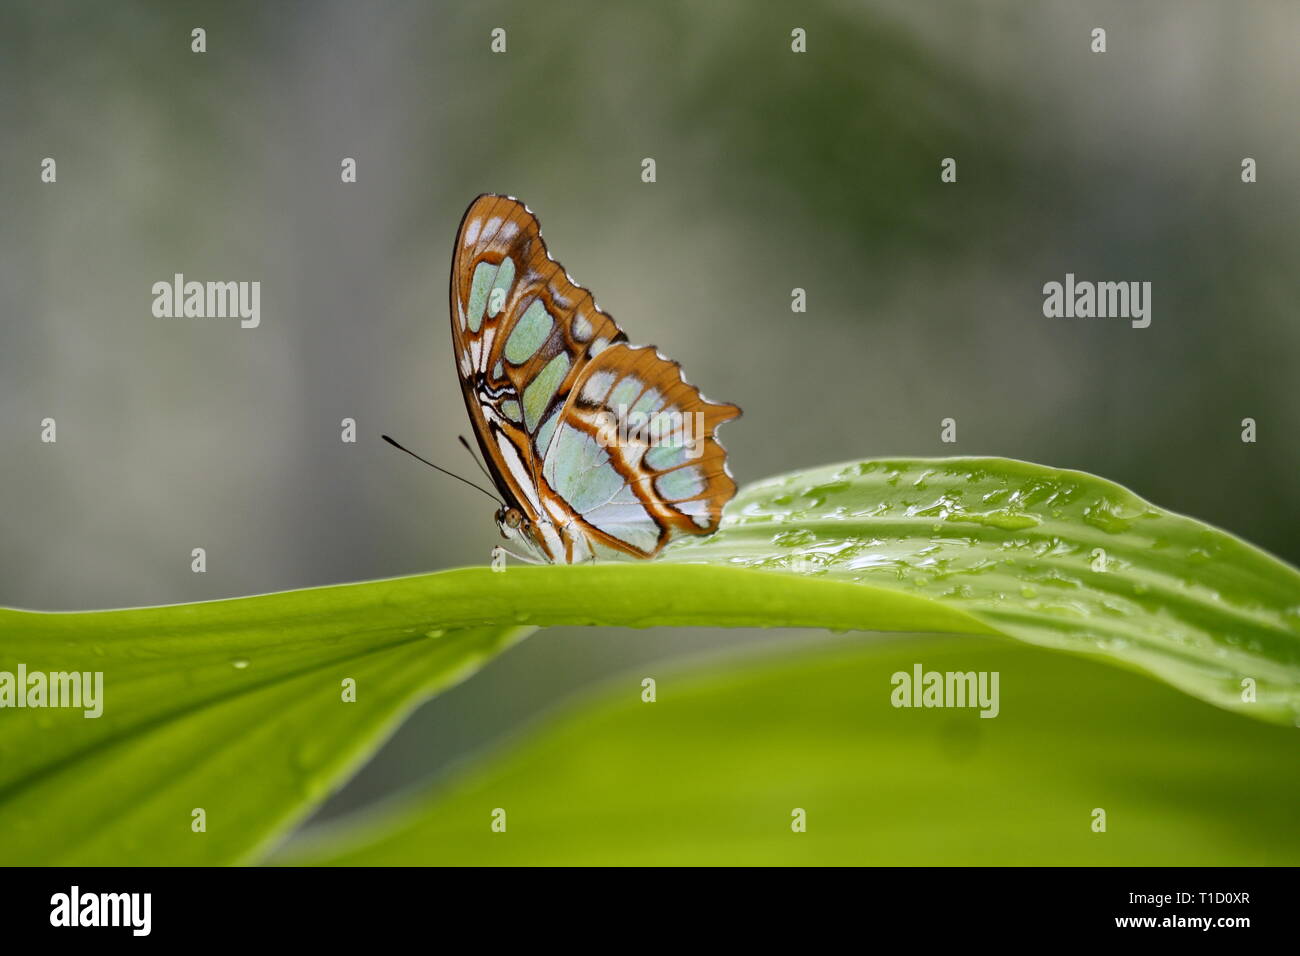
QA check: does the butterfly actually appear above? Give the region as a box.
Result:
[448,194,740,563]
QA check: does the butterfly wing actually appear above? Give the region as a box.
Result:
[450,195,626,525]
[540,342,740,559]
[450,193,738,562]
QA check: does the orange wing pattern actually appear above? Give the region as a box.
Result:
[450,194,739,561]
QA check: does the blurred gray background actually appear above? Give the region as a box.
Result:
[3,0,1297,831]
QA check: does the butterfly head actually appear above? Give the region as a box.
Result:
[495,504,570,562]
[496,505,536,550]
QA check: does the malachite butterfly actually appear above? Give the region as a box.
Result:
[450,194,740,563]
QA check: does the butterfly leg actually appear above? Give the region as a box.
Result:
[491,544,543,567]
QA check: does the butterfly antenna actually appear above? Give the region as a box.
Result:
[382,434,503,505]
[458,434,496,487]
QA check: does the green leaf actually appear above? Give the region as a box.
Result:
[664,457,1300,726]
[275,635,1300,866]
[0,584,530,865]
[1,456,1296,865]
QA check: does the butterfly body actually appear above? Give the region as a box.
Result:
[450,194,739,563]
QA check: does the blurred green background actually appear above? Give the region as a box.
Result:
[3,0,1297,844]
